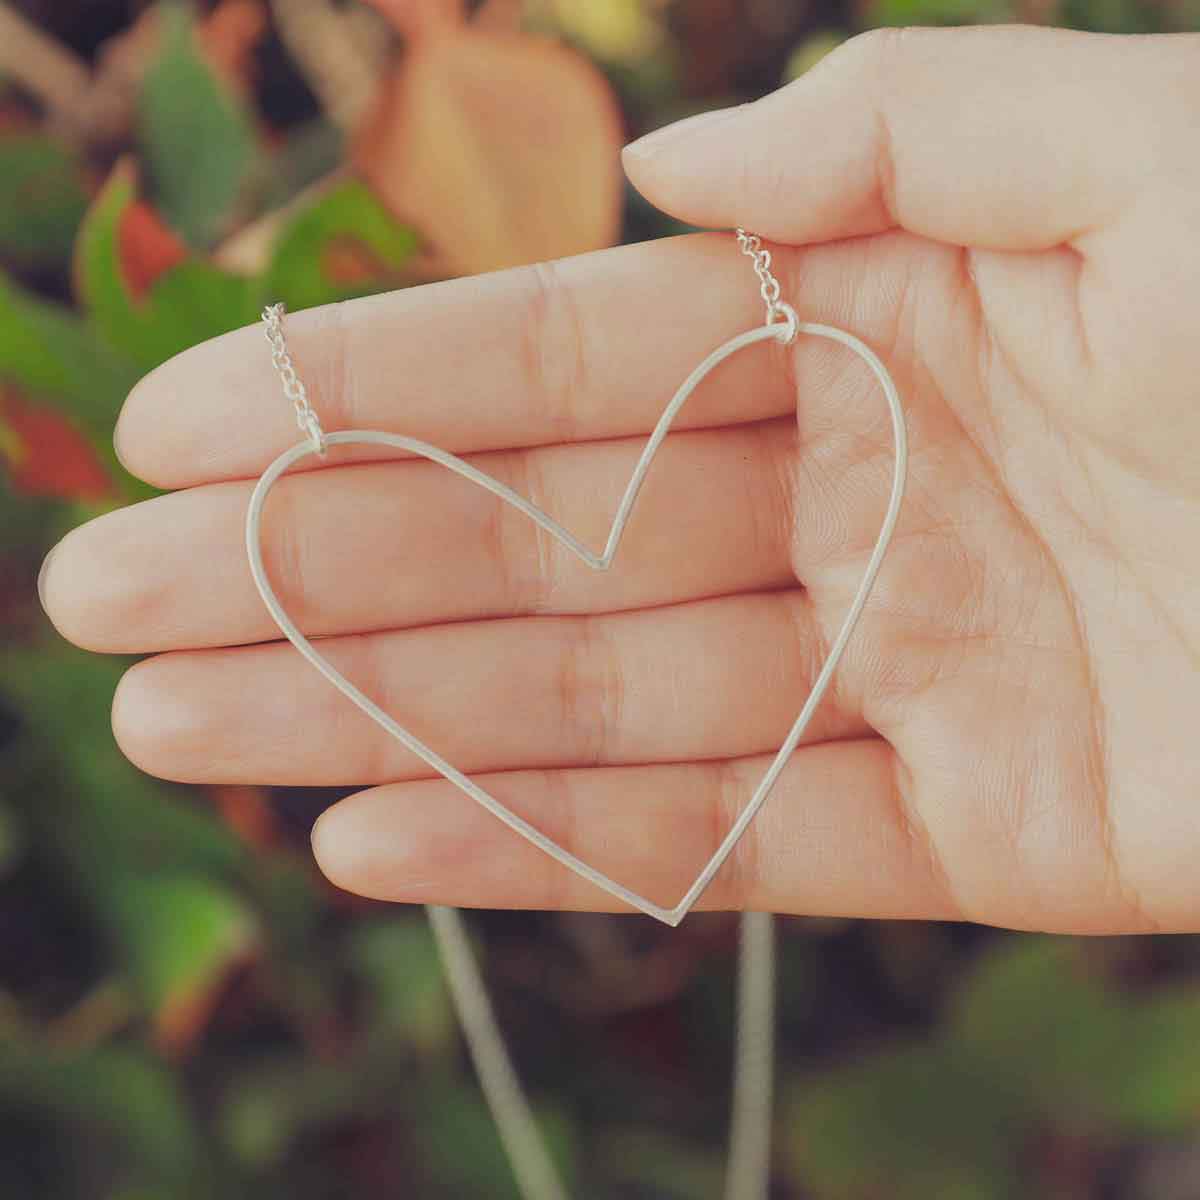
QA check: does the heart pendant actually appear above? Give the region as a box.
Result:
[246,317,907,926]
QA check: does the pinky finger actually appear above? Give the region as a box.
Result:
[309,740,957,921]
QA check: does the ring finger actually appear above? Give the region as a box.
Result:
[112,590,869,786]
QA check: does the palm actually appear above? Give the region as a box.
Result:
[793,226,1199,933]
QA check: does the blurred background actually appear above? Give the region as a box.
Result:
[2,2,1200,1198]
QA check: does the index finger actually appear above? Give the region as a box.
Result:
[115,233,798,490]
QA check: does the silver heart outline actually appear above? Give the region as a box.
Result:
[246,318,908,926]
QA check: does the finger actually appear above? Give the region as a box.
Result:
[44,420,796,654]
[112,591,869,785]
[308,740,959,921]
[115,234,798,489]
[623,26,1200,251]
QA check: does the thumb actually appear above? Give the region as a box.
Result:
[622,26,1198,252]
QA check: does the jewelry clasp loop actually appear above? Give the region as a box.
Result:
[768,301,799,345]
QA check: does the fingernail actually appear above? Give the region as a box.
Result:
[113,400,134,474]
[37,543,57,613]
[623,105,744,159]
[115,362,163,476]
[310,805,372,892]
[113,420,129,474]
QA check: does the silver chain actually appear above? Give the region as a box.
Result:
[735,228,794,333]
[265,236,788,456]
[262,303,327,455]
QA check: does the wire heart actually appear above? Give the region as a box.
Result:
[246,316,907,926]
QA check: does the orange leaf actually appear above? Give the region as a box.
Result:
[118,198,189,300]
[352,21,624,276]
[212,785,277,849]
[1,387,113,502]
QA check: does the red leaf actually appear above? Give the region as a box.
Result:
[1,387,113,502]
[118,199,189,300]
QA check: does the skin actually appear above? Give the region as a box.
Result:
[40,26,1200,932]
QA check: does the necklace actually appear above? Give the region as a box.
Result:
[248,229,908,1198]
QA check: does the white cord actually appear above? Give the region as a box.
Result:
[427,905,568,1200]
[726,912,775,1200]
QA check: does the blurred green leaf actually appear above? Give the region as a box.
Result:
[1170,0,1200,28]
[0,268,145,502]
[0,135,89,270]
[75,164,158,366]
[783,31,847,81]
[76,164,257,372]
[110,875,257,1033]
[0,466,71,552]
[220,1050,386,1169]
[244,856,337,1033]
[788,936,1200,1198]
[145,259,259,348]
[0,801,26,879]
[0,1039,199,1181]
[1103,989,1200,1132]
[348,917,454,1054]
[252,856,321,947]
[256,120,345,212]
[262,178,419,313]
[598,1129,726,1199]
[0,645,244,881]
[949,937,1126,1126]
[222,1078,288,1169]
[951,937,1200,1133]
[0,269,138,436]
[419,1081,575,1200]
[787,1040,1023,1200]
[870,0,1012,24]
[0,646,250,1034]
[138,2,256,248]
[1061,0,1162,29]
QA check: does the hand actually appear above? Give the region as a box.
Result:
[41,25,1200,933]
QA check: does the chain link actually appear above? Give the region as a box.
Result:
[735,228,797,341]
[262,302,327,455]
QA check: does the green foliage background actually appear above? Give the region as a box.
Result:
[1,3,1198,1199]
